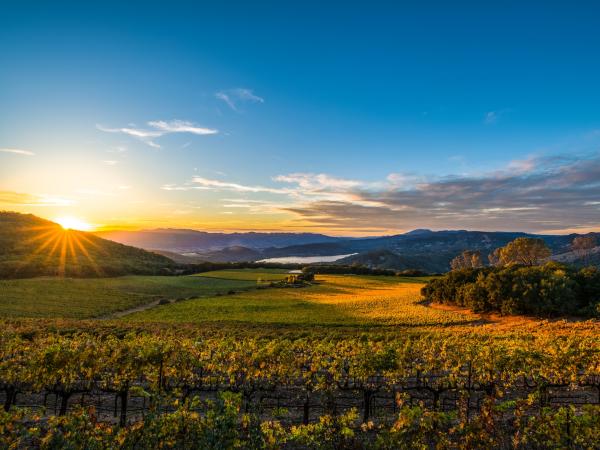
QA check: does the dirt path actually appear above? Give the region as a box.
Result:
[97,299,173,319]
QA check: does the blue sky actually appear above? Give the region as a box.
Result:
[1,1,599,235]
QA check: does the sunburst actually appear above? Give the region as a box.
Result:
[54,216,94,231]
[15,222,103,277]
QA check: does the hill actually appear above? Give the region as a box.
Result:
[336,249,448,273]
[96,228,342,252]
[0,212,176,278]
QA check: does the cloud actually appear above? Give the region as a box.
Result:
[282,153,600,233]
[97,120,217,148]
[165,152,600,234]
[0,148,35,156]
[484,111,498,124]
[220,198,288,214]
[484,108,512,125]
[103,160,118,165]
[216,88,264,112]
[147,120,218,135]
[191,177,290,194]
[0,191,73,207]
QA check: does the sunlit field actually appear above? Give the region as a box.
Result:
[194,268,291,281]
[129,274,476,326]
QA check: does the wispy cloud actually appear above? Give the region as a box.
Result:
[216,88,264,112]
[163,177,290,194]
[0,148,35,156]
[0,191,73,207]
[282,153,600,233]
[147,120,218,135]
[163,152,600,234]
[484,108,512,125]
[97,120,217,148]
[103,160,118,165]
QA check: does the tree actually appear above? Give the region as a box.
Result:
[497,237,551,267]
[488,248,502,267]
[450,250,483,270]
[571,236,597,266]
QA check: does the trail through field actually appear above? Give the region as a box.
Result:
[98,298,170,319]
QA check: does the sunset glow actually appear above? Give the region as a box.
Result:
[1,3,600,236]
[54,216,94,231]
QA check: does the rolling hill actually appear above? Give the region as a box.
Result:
[0,212,176,278]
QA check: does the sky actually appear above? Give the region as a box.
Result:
[1,1,599,236]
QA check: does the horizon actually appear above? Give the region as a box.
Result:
[2,2,600,236]
[3,210,597,238]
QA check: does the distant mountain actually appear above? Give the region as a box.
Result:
[150,249,208,264]
[96,229,343,252]
[190,229,600,271]
[0,212,175,278]
[184,246,263,263]
[403,229,433,236]
[95,223,600,272]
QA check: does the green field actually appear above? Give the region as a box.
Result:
[0,275,256,319]
[194,268,292,281]
[129,274,475,327]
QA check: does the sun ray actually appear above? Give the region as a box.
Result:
[76,232,108,255]
[11,217,105,277]
[58,235,68,277]
[13,230,63,275]
[46,232,64,262]
[72,233,103,276]
[66,233,81,276]
[23,228,60,245]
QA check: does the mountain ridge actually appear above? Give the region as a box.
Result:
[134,229,599,271]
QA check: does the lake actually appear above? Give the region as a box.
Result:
[257,254,357,264]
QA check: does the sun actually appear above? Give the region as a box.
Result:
[54,216,94,231]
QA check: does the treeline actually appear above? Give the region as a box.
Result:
[422,262,600,317]
[176,262,430,277]
[302,265,429,277]
[177,261,305,274]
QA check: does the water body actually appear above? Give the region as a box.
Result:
[258,254,357,264]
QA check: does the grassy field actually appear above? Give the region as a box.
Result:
[0,275,256,319]
[129,274,477,327]
[194,268,292,281]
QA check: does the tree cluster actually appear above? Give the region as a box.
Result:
[422,262,600,317]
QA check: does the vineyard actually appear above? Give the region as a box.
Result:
[1,272,599,448]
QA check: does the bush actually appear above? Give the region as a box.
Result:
[421,263,600,317]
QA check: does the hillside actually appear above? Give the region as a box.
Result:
[96,228,342,252]
[0,212,176,278]
[336,249,449,273]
